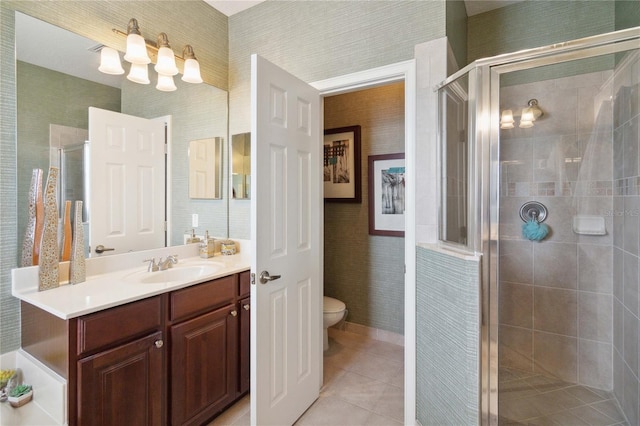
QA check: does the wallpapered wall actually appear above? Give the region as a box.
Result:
[324,82,405,335]
[227,0,446,239]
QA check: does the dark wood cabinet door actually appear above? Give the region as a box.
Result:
[171,304,238,426]
[77,331,164,426]
[239,297,250,396]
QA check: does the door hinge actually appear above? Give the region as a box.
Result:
[164,143,168,155]
[251,273,256,285]
[164,221,168,231]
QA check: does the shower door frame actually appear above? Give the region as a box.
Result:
[434,27,640,425]
[482,28,640,425]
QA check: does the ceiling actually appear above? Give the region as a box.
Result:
[205,0,526,17]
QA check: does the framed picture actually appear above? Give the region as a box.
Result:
[368,153,405,237]
[323,126,361,203]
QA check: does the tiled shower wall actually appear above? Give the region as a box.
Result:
[612,51,640,426]
[499,69,617,390]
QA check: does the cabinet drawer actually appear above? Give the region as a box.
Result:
[170,275,236,322]
[77,296,162,356]
[238,270,251,298]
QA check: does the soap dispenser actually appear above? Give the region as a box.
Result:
[186,229,201,244]
[200,231,215,258]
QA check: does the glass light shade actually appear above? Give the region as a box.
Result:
[155,47,179,76]
[127,63,150,84]
[98,47,124,75]
[156,73,177,92]
[182,58,203,83]
[500,109,514,129]
[519,107,535,128]
[124,33,151,64]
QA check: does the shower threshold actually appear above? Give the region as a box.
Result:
[498,367,629,425]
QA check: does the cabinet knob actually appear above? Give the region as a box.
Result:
[243,304,250,311]
[154,339,164,349]
[230,310,238,317]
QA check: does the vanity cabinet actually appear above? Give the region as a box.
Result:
[20,269,252,426]
[169,275,238,426]
[73,295,166,426]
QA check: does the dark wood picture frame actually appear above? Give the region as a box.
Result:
[368,153,405,237]
[323,125,362,203]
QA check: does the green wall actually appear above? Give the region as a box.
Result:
[228,0,446,239]
[468,0,615,63]
[446,0,468,68]
[616,0,640,31]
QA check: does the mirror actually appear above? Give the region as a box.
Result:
[231,132,251,199]
[189,137,223,199]
[15,12,229,258]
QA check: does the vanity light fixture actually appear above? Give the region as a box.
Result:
[182,45,203,84]
[156,73,177,91]
[154,33,179,76]
[123,18,151,64]
[127,62,150,85]
[500,109,515,129]
[500,99,544,130]
[98,47,124,75]
[98,18,203,91]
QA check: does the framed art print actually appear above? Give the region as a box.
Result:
[323,125,361,203]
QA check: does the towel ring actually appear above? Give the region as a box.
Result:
[519,201,548,223]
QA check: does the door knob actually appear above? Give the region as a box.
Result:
[259,271,281,284]
[154,339,164,349]
[230,310,238,317]
[95,245,115,254]
[243,304,250,311]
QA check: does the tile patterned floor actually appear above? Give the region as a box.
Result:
[209,328,404,425]
[499,367,630,425]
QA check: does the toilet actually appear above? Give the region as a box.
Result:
[323,296,347,351]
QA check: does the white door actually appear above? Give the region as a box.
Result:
[250,54,322,425]
[88,107,166,256]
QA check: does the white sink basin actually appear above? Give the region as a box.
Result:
[125,264,223,284]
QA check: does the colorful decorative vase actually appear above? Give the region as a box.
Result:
[38,167,60,291]
[69,200,86,285]
[21,169,42,267]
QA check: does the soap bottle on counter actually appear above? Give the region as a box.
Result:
[199,231,215,258]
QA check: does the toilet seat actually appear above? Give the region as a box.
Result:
[323,296,345,313]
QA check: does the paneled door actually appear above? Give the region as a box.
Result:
[250,54,322,425]
[88,107,166,256]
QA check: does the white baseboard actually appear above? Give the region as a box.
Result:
[335,321,404,347]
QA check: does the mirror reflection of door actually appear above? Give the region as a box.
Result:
[88,107,167,256]
[188,137,223,199]
[231,132,251,199]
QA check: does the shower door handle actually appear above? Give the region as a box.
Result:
[259,271,281,284]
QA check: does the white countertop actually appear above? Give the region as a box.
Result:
[12,242,250,320]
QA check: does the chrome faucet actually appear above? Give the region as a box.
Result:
[158,255,179,271]
[143,258,159,272]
